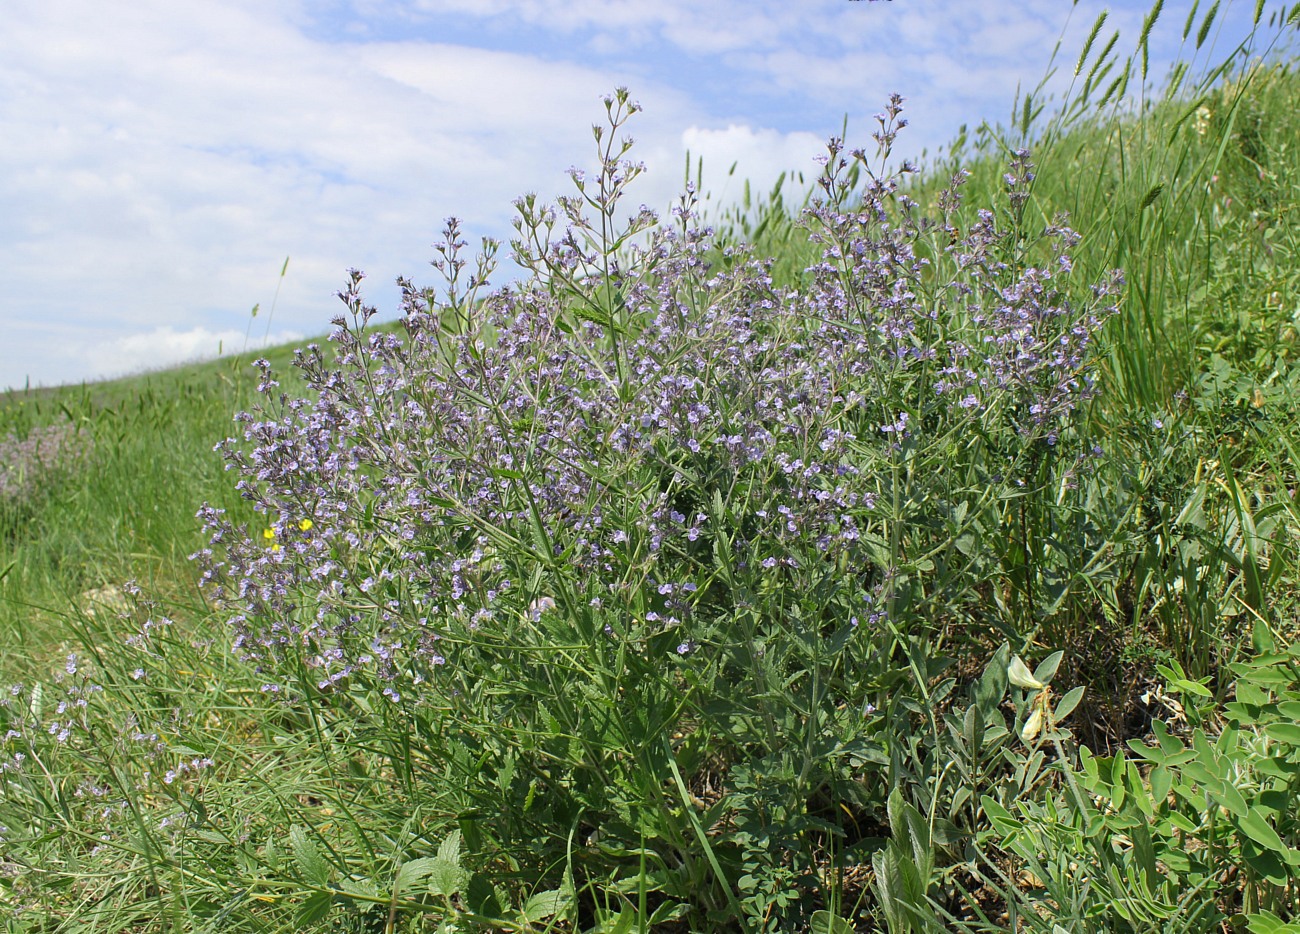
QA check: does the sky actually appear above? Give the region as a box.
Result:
[0,0,1283,391]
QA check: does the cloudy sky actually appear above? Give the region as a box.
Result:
[0,0,1278,390]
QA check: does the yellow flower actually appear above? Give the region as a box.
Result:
[298,518,313,532]
[262,528,276,541]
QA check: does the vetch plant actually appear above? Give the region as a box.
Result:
[194,89,1124,927]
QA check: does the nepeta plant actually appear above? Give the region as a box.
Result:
[0,420,91,505]
[195,89,1121,926]
[0,419,93,543]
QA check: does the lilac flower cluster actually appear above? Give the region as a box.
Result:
[195,94,1120,705]
[0,420,92,504]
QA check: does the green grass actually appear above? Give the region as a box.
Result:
[0,345,306,671]
[3,5,1300,931]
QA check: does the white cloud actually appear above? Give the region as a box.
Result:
[0,0,1273,391]
[81,326,308,383]
[0,321,306,390]
[672,124,824,209]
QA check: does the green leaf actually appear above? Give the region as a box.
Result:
[394,857,440,897]
[1275,701,1300,720]
[297,891,333,925]
[1235,810,1288,854]
[289,826,332,887]
[1153,719,1184,755]
[465,873,505,918]
[426,832,467,897]
[1242,845,1292,888]
[1265,722,1300,746]
[1245,910,1294,934]
[437,828,463,866]
[1034,651,1063,686]
[810,910,855,934]
[975,645,1010,714]
[1054,685,1086,722]
[1209,782,1249,820]
[1150,765,1172,806]
[647,901,689,926]
[521,888,572,924]
[601,906,638,934]
[872,847,909,934]
[1255,757,1300,780]
[1110,753,1128,810]
[981,796,1020,836]
[427,858,468,898]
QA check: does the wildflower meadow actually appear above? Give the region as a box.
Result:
[3,3,1300,931]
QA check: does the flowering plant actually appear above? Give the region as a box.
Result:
[195,89,1121,926]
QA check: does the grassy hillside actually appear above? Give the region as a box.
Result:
[2,5,1300,931]
[0,343,306,669]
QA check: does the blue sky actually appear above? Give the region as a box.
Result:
[0,0,1279,390]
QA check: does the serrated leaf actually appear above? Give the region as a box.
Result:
[521,888,572,924]
[289,825,332,886]
[1008,656,1044,690]
[426,857,468,898]
[394,857,440,897]
[297,890,333,925]
[342,878,380,900]
[437,828,462,867]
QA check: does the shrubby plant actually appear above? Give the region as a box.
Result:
[192,89,1125,928]
[0,419,92,532]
